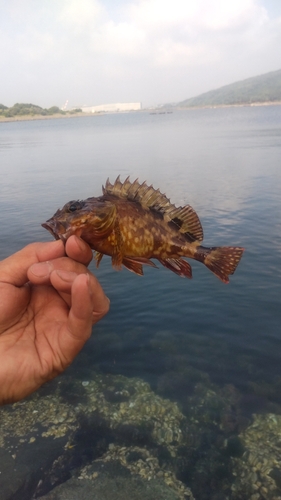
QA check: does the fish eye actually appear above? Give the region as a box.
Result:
[68,201,83,213]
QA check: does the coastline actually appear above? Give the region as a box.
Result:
[0,110,148,123]
[177,100,281,110]
[1,100,281,123]
[0,112,94,123]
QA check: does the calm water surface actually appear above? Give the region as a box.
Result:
[1,107,281,497]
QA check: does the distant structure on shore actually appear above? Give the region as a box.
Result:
[81,102,141,113]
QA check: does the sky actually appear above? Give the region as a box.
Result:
[1,0,281,108]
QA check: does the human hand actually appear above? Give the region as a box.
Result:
[0,236,109,404]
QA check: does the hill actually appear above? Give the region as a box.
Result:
[178,69,281,108]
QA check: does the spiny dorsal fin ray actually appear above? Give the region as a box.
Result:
[165,205,203,241]
[103,176,203,242]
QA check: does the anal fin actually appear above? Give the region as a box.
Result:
[158,258,192,278]
[122,257,158,276]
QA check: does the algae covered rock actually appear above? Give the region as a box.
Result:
[231,413,281,499]
[0,372,194,500]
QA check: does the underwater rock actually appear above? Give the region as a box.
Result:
[0,372,193,500]
[231,413,281,499]
[4,366,278,500]
[38,461,188,500]
[0,447,30,499]
[224,436,245,458]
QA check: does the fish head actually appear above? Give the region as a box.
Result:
[42,197,116,243]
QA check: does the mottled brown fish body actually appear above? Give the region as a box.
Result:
[92,195,192,260]
[42,176,244,283]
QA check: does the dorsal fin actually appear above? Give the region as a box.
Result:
[103,176,203,242]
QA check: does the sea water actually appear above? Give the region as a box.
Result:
[0,107,281,498]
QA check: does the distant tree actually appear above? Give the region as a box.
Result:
[3,110,14,118]
[3,103,43,116]
[47,106,62,114]
[0,102,76,118]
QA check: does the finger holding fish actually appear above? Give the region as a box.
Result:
[65,235,93,266]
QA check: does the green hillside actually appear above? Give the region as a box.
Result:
[179,69,281,108]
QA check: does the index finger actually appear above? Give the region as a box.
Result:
[0,240,65,287]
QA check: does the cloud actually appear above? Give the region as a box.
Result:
[125,0,269,66]
[90,21,146,57]
[59,0,106,32]
[1,0,281,107]
[128,0,267,32]
[18,32,56,63]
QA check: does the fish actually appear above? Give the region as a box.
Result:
[42,176,244,283]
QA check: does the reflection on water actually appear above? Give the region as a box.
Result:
[0,107,281,499]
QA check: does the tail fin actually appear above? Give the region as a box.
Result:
[196,246,244,283]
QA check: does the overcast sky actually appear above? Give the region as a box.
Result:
[1,0,281,108]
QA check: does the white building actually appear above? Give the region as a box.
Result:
[81,102,142,113]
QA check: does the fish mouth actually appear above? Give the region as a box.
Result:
[42,221,67,242]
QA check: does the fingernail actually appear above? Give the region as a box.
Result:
[55,270,78,282]
[30,262,53,278]
[74,235,86,252]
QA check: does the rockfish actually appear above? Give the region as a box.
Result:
[42,176,244,283]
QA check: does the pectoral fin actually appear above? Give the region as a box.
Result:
[111,218,124,270]
[112,251,123,270]
[94,251,103,268]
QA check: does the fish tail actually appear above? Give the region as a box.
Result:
[194,246,244,283]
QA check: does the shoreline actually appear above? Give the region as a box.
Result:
[0,112,94,123]
[0,110,148,123]
[177,101,281,110]
[1,100,281,123]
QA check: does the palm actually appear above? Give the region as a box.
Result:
[0,238,109,404]
[0,282,74,402]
